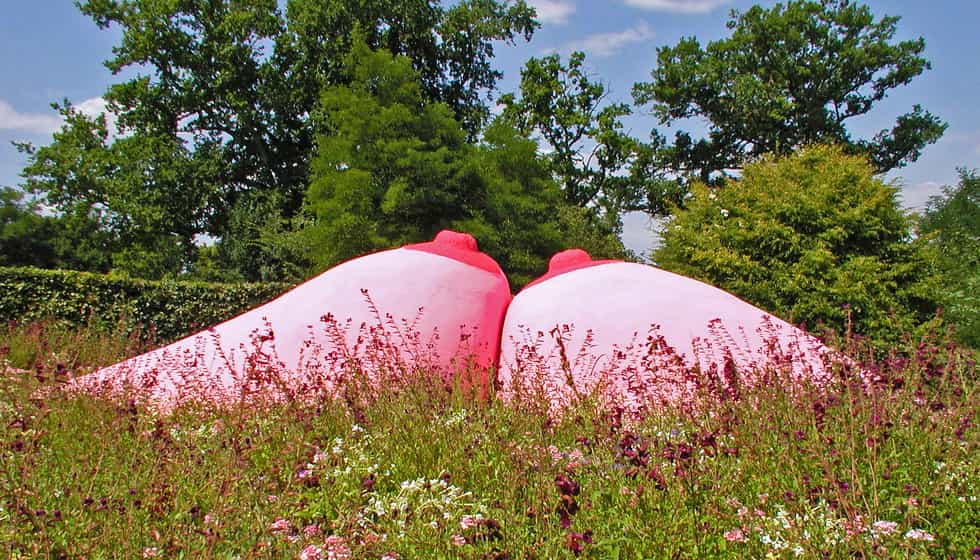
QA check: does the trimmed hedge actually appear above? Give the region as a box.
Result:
[0,267,292,342]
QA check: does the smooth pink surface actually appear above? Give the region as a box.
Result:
[498,251,835,415]
[70,232,512,409]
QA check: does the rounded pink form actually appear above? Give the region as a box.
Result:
[498,250,835,416]
[71,231,512,409]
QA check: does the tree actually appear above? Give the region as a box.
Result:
[19,0,537,279]
[1,187,57,268]
[0,186,113,272]
[301,41,625,288]
[17,102,214,278]
[654,145,940,347]
[918,169,980,347]
[499,52,683,222]
[633,0,947,183]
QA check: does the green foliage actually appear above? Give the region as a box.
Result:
[303,40,626,289]
[654,145,941,347]
[1,323,977,558]
[15,102,213,279]
[634,0,947,183]
[500,52,683,220]
[0,186,113,272]
[14,0,536,280]
[1,187,60,269]
[0,267,289,343]
[919,169,980,347]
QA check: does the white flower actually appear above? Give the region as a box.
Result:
[903,528,935,541]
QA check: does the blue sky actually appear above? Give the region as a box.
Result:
[2,0,978,257]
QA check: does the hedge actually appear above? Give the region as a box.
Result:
[0,267,292,342]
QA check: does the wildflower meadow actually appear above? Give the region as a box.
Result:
[0,317,977,559]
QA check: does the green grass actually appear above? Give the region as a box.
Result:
[0,321,977,559]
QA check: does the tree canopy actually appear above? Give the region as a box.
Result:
[17,0,537,279]
[633,0,947,183]
[499,52,682,220]
[301,39,625,289]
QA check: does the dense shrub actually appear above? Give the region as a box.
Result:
[0,266,290,342]
[655,145,941,347]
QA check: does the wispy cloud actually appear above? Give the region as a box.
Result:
[557,22,656,58]
[0,97,117,137]
[528,0,576,25]
[623,0,732,14]
[0,100,62,134]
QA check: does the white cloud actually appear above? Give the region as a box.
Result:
[528,0,576,25]
[0,100,62,134]
[76,96,109,120]
[560,22,656,58]
[623,0,732,14]
[0,97,118,137]
[76,96,120,137]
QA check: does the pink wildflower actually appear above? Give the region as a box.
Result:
[451,534,467,546]
[325,535,351,560]
[723,528,747,543]
[299,545,323,560]
[304,524,322,537]
[904,529,935,542]
[460,515,482,530]
[844,515,867,538]
[142,547,160,559]
[548,445,563,462]
[871,520,898,536]
[269,518,290,533]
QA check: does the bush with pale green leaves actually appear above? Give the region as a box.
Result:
[654,145,941,347]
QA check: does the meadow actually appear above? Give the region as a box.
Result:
[0,319,977,559]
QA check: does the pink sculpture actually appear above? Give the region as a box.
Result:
[69,231,512,409]
[497,250,836,416]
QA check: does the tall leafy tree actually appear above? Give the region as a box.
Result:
[17,102,215,278]
[19,0,537,279]
[918,169,980,347]
[302,40,624,288]
[499,52,682,221]
[633,0,947,183]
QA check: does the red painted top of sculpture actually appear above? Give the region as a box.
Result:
[524,249,619,289]
[405,230,504,275]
